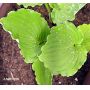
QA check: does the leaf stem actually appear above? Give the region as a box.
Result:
[44,3,52,23]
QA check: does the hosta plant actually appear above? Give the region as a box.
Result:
[0,3,90,85]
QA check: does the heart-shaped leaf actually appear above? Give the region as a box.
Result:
[0,9,50,63]
[39,22,87,76]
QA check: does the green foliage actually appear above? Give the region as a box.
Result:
[32,59,52,85]
[50,3,85,25]
[78,24,90,51]
[0,9,50,63]
[39,22,87,76]
[0,3,90,85]
[18,3,42,8]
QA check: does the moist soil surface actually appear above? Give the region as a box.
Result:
[0,3,90,85]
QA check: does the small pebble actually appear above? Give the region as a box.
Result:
[75,78,78,81]
[58,81,62,84]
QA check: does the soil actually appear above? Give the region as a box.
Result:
[0,3,90,85]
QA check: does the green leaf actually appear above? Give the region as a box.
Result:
[18,3,42,8]
[0,9,50,63]
[50,3,86,25]
[32,59,52,85]
[78,24,90,51]
[39,22,87,76]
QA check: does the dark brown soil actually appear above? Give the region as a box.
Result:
[0,3,90,85]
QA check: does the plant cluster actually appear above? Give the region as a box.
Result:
[0,3,90,85]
